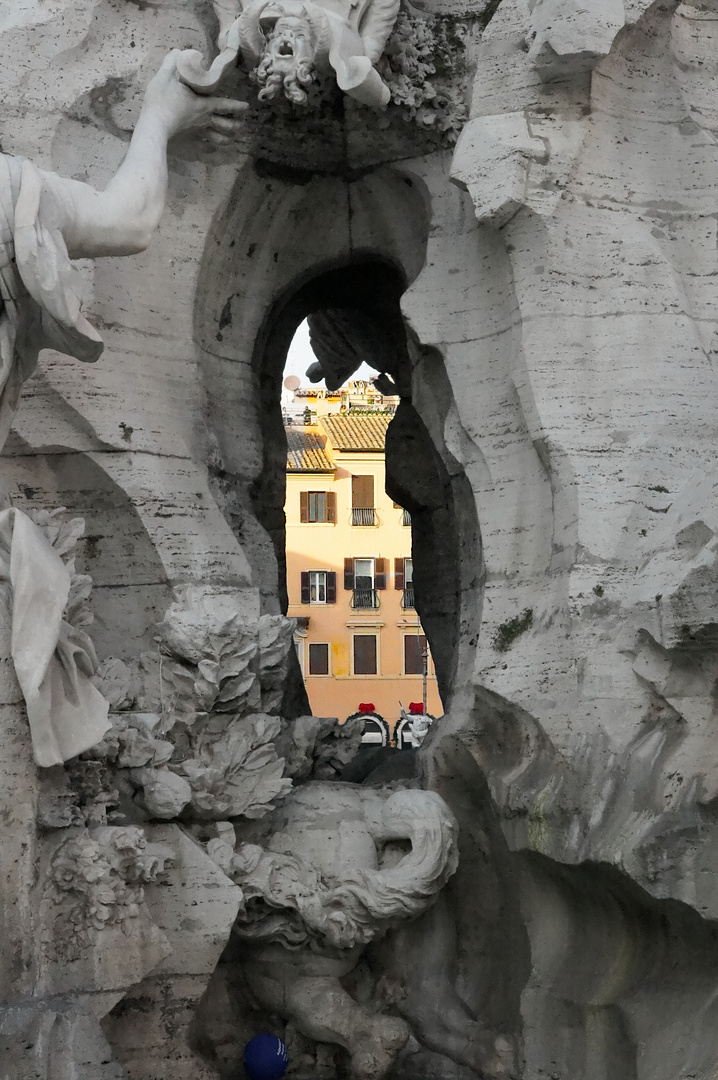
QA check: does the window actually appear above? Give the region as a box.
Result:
[300,571,336,604]
[300,491,336,523]
[395,558,414,608]
[310,492,326,522]
[310,571,326,603]
[294,636,305,676]
[354,558,374,591]
[404,634,427,675]
[354,634,377,675]
[351,475,376,525]
[308,642,330,675]
[346,558,385,609]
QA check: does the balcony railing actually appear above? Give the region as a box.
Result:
[352,507,377,526]
[402,509,411,526]
[352,588,379,609]
[402,585,415,610]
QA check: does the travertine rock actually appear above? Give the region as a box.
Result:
[3,0,718,1077]
[102,825,243,1079]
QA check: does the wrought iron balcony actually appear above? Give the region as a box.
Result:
[351,588,379,610]
[352,508,377,526]
[402,585,415,610]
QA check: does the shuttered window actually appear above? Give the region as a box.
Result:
[310,571,326,603]
[309,492,326,522]
[351,475,374,508]
[395,558,412,590]
[354,559,374,590]
[374,557,386,590]
[309,643,330,675]
[404,634,427,675]
[354,635,377,675]
[400,558,415,608]
[326,572,336,603]
[301,570,336,603]
[300,491,336,523]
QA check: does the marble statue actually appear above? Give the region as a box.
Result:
[176,0,400,108]
[407,712,432,748]
[0,50,246,451]
[210,782,459,1079]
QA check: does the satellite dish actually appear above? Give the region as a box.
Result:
[283,375,301,391]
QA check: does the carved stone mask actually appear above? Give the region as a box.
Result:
[256,14,317,104]
[267,16,314,65]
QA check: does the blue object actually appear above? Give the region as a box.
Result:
[243,1034,289,1080]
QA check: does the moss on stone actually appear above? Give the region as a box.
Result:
[492,609,534,652]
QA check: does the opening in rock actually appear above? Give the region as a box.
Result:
[251,258,477,738]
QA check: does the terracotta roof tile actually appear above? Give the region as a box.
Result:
[319,413,392,451]
[286,429,334,472]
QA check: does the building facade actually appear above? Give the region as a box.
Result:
[285,412,441,730]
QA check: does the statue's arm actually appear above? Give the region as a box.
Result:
[40,51,247,260]
[358,0,400,64]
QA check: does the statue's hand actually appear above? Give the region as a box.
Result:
[143,50,248,144]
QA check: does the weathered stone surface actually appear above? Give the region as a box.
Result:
[102,825,243,1080]
[3,0,718,1077]
[0,1007,130,1080]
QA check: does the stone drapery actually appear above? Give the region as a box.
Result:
[0,507,109,766]
[0,155,103,449]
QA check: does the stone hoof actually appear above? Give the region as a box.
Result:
[483,1034,519,1080]
[453,1022,519,1079]
[350,1015,410,1080]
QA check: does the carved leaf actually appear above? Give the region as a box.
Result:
[180,713,292,819]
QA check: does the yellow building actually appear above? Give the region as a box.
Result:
[285,412,441,731]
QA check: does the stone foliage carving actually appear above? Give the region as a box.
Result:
[45,826,171,961]
[207,783,458,1078]
[258,613,297,713]
[84,591,297,825]
[161,589,263,722]
[180,713,292,819]
[376,11,468,142]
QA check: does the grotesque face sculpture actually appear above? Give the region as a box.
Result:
[256,14,316,105]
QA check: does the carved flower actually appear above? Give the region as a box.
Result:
[45,827,171,960]
[381,11,467,143]
[256,615,296,713]
[180,713,292,820]
[160,593,261,727]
